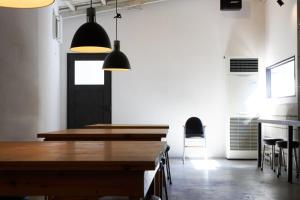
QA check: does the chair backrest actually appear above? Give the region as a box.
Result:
[185,117,204,138]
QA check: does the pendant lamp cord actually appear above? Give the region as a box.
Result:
[114,0,122,40]
[90,0,92,8]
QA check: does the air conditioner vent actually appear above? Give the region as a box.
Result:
[230,58,258,72]
[230,117,258,151]
[221,0,242,10]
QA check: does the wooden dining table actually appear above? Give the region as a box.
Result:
[37,128,168,141]
[86,124,169,129]
[0,141,166,199]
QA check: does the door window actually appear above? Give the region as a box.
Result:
[74,60,104,85]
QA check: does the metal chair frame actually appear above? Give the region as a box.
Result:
[277,145,300,179]
[182,118,206,164]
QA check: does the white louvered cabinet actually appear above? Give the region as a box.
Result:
[226,117,258,159]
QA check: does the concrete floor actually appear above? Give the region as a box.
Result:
[29,159,300,200]
[168,159,300,200]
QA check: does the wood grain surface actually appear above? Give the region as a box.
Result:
[0,141,166,171]
[37,129,168,141]
[86,124,169,129]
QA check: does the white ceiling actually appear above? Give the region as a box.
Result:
[58,0,167,18]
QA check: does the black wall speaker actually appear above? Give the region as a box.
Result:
[221,0,242,10]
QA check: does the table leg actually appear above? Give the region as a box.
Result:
[147,179,155,197]
[154,167,162,198]
[258,122,262,168]
[288,126,293,183]
[49,197,98,200]
[129,197,141,200]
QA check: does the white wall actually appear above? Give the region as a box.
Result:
[0,4,61,140]
[262,0,297,118]
[0,0,295,159]
[61,0,265,157]
[261,0,298,141]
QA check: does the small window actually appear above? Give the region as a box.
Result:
[266,56,296,98]
[74,60,104,85]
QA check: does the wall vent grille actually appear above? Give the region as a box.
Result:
[230,58,258,72]
[230,117,258,150]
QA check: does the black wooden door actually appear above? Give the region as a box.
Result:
[67,53,111,128]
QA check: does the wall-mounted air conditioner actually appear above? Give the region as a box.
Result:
[226,58,259,75]
[221,0,242,11]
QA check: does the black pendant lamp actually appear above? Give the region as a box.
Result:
[0,0,54,8]
[277,0,284,6]
[70,0,111,53]
[103,0,131,71]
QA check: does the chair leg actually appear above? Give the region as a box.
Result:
[183,146,185,164]
[277,152,280,168]
[162,167,168,200]
[272,145,277,171]
[150,196,161,200]
[204,133,207,149]
[160,159,168,200]
[165,152,170,180]
[282,149,287,171]
[183,134,186,164]
[282,149,286,171]
[277,148,282,178]
[283,148,286,172]
[272,145,275,171]
[165,151,172,185]
[294,148,299,179]
[261,145,265,171]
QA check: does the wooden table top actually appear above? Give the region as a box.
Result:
[86,124,169,129]
[0,141,166,171]
[37,128,168,141]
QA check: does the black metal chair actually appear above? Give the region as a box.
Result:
[276,140,299,178]
[183,117,205,163]
[160,157,168,200]
[150,196,162,200]
[165,145,172,185]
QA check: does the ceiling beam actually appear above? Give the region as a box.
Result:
[100,0,107,6]
[65,0,76,11]
[60,0,168,19]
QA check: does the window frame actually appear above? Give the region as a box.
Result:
[74,60,105,86]
[266,56,296,99]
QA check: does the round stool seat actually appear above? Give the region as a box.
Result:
[276,141,299,149]
[263,138,283,146]
[166,145,170,152]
